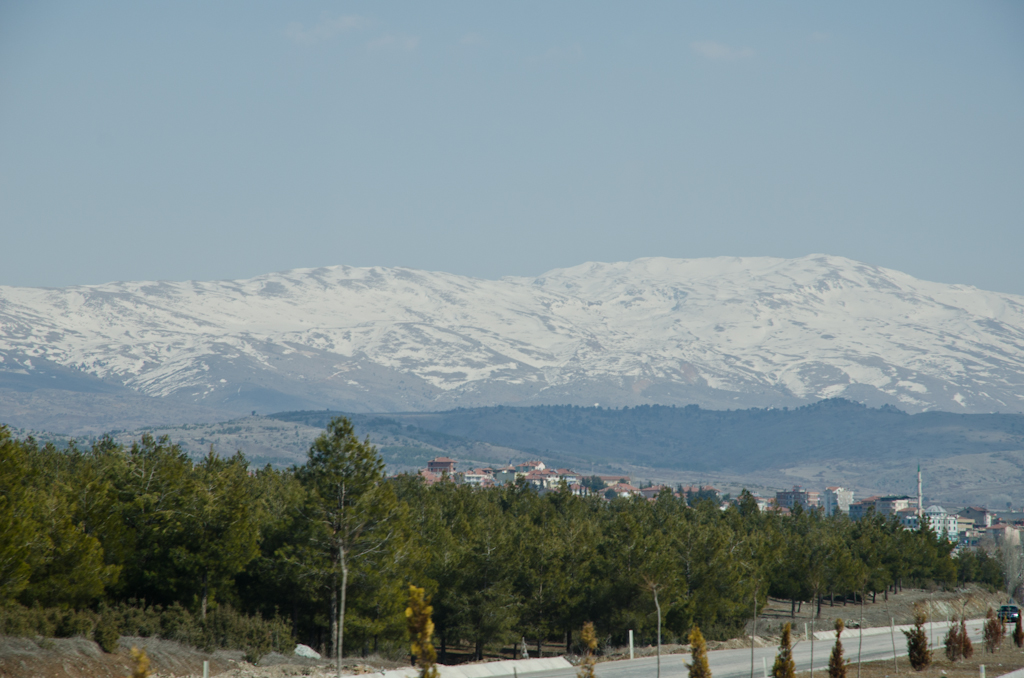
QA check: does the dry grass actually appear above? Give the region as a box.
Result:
[842,638,1024,678]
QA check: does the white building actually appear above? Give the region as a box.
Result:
[823,487,854,516]
[899,505,959,540]
[925,505,960,538]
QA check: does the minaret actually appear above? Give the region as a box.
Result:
[917,463,923,519]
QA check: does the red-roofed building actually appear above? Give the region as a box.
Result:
[427,457,457,474]
[461,468,495,488]
[419,470,442,486]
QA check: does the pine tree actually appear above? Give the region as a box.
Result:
[982,607,1004,653]
[772,623,796,678]
[294,416,400,676]
[903,610,931,671]
[577,622,598,678]
[829,618,847,678]
[406,585,439,678]
[688,626,712,678]
[1013,615,1023,649]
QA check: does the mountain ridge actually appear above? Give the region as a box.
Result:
[2,254,1023,429]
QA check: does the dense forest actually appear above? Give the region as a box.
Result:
[272,399,1024,472]
[0,419,1006,662]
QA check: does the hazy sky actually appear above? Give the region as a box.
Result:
[2,2,1023,293]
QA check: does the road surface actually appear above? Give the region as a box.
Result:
[518,619,985,678]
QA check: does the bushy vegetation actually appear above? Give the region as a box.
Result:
[903,610,930,671]
[771,623,796,678]
[0,419,1005,661]
[0,600,292,656]
[828,618,847,678]
[944,617,974,661]
[982,607,1004,653]
[687,626,711,678]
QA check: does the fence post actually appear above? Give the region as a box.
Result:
[203,660,209,678]
[629,630,634,660]
[890,618,898,673]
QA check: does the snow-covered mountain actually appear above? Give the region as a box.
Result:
[2,255,1023,419]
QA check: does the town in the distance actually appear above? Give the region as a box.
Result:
[417,456,1024,552]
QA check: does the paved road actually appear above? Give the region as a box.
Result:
[518,620,985,678]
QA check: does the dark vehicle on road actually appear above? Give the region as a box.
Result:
[998,605,1020,623]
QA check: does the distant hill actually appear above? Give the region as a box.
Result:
[3,255,1024,432]
[11,398,1019,507]
[270,398,1024,473]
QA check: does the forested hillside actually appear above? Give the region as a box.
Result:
[0,419,1006,662]
[272,399,1024,472]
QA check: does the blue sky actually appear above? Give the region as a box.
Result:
[2,2,1022,293]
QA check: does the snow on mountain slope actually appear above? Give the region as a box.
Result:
[1,254,1023,416]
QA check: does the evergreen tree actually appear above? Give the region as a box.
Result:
[183,449,263,619]
[406,585,438,678]
[687,626,711,678]
[944,618,963,662]
[982,607,1004,653]
[293,417,400,675]
[577,622,598,678]
[903,610,930,670]
[828,618,847,678]
[960,617,974,659]
[772,623,796,678]
[0,429,40,602]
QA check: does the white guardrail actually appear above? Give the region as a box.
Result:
[810,618,984,641]
[361,657,574,678]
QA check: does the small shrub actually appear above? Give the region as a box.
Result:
[56,609,96,638]
[944,617,973,661]
[119,600,163,639]
[903,610,930,671]
[829,618,847,678]
[129,647,152,678]
[1013,615,1023,649]
[944,620,962,661]
[405,585,438,678]
[94,616,120,653]
[982,607,1004,653]
[961,618,974,660]
[688,626,711,678]
[771,623,796,678]
[577,622,598,678]
[0,600,291,656]
[158,602,197,644]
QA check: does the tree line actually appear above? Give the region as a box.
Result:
[0,418,1006,661]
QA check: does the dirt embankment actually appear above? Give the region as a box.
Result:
[0,634,410,678]
[750,585,1011,638]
